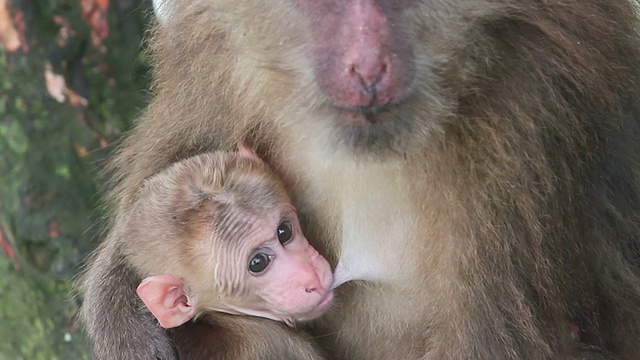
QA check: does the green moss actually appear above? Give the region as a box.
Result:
[0,0,152,358]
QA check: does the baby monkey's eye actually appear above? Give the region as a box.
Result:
[277,221,293,245]
[249,253,271,274]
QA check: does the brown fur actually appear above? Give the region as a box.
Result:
[170,314,325,360]
[127,151,327,359]
[123,151,290,295]
[82,150,327,359]
[79,0,640,359]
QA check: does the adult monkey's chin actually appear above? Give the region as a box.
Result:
[317,102,441,159]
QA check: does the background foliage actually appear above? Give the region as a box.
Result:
[0,0,152,358]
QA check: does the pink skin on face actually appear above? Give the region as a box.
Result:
[229,209,334,324]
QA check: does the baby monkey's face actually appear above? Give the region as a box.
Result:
[216,205,334,325]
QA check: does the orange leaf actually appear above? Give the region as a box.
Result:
[74,141,89,157]
[80,0,110,48]
[0,0,20,52]
[47,219,60,238]
[53,15,73,47]
[44,67,89,106]
[0,226,21,272]
[67,89,88,107]
[13,10,28,52]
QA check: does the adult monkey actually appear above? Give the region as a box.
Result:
[79,0,640,359]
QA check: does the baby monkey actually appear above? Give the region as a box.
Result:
[123,144,334,359]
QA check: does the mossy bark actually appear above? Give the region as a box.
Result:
[0,0,151,358]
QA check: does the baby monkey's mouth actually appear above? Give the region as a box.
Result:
[315,289,335,312]
[287,289,335,327]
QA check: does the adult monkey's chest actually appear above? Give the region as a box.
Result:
[333,165,419,286]
[285,150,431,358]
[277,140,424,287]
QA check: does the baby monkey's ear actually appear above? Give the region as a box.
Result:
[136,274,196,329]
[237,140,260,161]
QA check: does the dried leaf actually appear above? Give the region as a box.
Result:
[0,0,20,52]
[68,89,88,107]
[44,67,89,106]
[80,0,110,48]
[0,225,21,273]
[73,141,89,157]
[45,68,67,102]
[13,9,27,52]
[53,15,74,47]
[48,219,60,238]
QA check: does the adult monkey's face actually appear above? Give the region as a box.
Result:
[154,0,493,157]
[284,0,481,156]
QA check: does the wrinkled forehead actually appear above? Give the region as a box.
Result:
[188,206,285,298]
[213,161,292,244]
[180,154,294,289]
[193,198,288,262]
[213,203,273,249]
